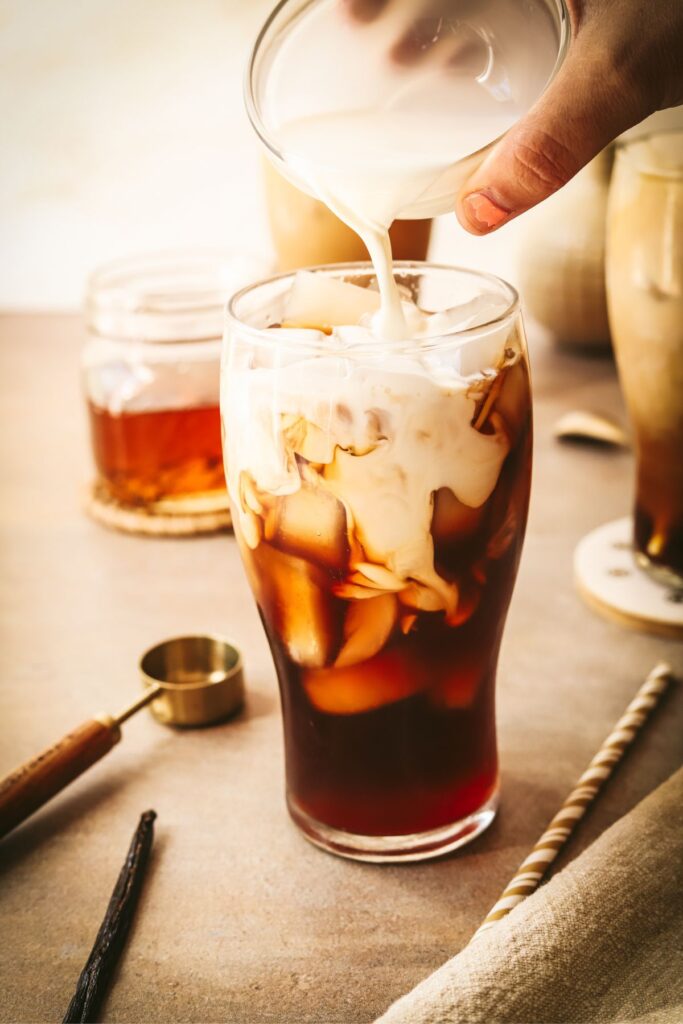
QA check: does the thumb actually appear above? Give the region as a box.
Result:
[455,53,644,235]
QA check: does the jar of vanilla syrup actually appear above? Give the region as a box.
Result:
[83,251,267,534]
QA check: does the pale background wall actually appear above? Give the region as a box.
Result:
[1,0,681,311]
[0,0,529,310]
[1,0,274,309]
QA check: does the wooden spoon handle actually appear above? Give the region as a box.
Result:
[0,717,121,840]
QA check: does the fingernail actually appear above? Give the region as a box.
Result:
[462,192,511,232]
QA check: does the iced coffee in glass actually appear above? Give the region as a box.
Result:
[606,131,683,588]
[222,263,532,860]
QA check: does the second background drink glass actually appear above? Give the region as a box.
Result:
[606,130,683,588]
[222,263,532,861]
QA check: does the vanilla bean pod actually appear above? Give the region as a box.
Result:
[63,809,157,1024]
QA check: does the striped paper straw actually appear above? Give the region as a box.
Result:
[471,662,673,941]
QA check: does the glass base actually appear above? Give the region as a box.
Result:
[87,480,232,537]
[634,549,683,591]
[574,516,683,639]
[287,787,499,863]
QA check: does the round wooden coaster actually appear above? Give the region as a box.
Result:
[574,517,683,639]
[86,482,232,537]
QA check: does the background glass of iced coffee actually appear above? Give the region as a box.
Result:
[606,131,683,588]
[223,263,532,861]
[262,161,432,271]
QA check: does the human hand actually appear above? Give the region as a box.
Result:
[346,0,683,234]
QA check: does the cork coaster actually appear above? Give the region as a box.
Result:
[574,517,683,639]
[86,481,232,537]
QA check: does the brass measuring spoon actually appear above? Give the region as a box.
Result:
[0,636,244,840]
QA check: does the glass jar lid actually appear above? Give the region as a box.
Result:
[86,250,269,343]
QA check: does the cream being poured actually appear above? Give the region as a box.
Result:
[278,108,514,339]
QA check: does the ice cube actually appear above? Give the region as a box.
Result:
[303,648,426,715]
[486,505,517,560]
[333,325,377,347]
[400,613,417,635]
[333,581,383,600]
[283,271,381,329]
[399,574,458,615]
[486,458,530,560]
[350,562,404,592]
[425,294,511,340]
[335,593,397,668]
[425,304,515,379]
[281,413,335,465]
[239,472,264,516]
[269,483,349,571]
[398,581,447,613]
[495,359,531,439]
[431,487,484,545]
[460,325,516,378]
[445,576,481,627]
[237,506,262,551]
[234,532,264,605]
[254,544,335,668]
[472,376,506,433]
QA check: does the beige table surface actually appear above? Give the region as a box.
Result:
[1,314,681,1024]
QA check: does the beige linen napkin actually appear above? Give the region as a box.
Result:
[376,766,683,1024]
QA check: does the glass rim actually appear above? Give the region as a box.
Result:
[87,249,255,316]
[225,260,520,354]
[244,0,571,172]
[86,248,268,345]
[616,128,683,181]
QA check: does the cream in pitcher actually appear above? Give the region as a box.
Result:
[248,0,568,336]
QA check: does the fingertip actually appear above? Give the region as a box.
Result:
[457,191,512,235]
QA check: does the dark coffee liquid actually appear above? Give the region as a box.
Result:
[633,436,683,582]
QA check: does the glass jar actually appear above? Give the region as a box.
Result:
[83,251,267,520]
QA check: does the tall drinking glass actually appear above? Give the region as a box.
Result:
[222,263,532,861]
[606,131,683,588]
